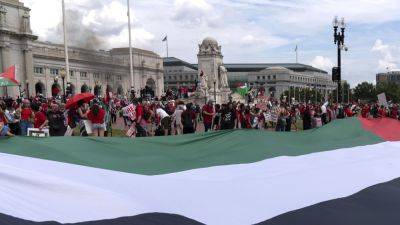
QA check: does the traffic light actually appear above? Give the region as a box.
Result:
[332,67,340,82]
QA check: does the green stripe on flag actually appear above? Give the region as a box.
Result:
[0,118,383,175]
[0,77,19,87]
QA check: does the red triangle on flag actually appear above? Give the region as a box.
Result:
[0,65,19,85]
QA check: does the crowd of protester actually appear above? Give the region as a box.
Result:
[0,92,399,138]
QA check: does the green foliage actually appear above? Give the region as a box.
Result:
[352,82,400,103]
[376,82,400,103]
[281,87,325,103]
[353,82,376,102]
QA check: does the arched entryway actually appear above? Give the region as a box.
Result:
[269,87,276,98]
[51,83,61,97]
[146,78,156,91]
[94,85,102,96]
[106,85,113,95]
[35,82,45,96]
[81,84,89,93]
[117,85,124,96]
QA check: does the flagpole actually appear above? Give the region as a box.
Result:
[166,37,169,58]
[295,45,298,64]
[127,0,134,91]
[62,0,70,82]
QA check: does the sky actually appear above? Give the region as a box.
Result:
[21,0,400,86]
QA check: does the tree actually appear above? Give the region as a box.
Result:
[281,87,324,104]
[353,82,376,102]
[376,82,400,103]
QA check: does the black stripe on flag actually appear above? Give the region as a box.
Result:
[0,213,204,225]
[258,177,400,225]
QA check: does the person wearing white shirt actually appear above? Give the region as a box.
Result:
[321,101,329,125]
[156,106,171,136]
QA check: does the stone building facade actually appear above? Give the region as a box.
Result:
[163,57,197,90]
[376,71,400,85]
[164,52,336,99]
[0,0,164,98]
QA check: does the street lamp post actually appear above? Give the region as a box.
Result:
[213,78,217,103]
[333,16,347,103]
[60,69,66,102]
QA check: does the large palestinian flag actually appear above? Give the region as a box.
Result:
[0,117,400,225]
[0,65,19,87]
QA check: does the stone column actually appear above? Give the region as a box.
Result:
[44,67,50,97]
[23,48,34,98]
[76,70,81,94]
[1,46,11,96]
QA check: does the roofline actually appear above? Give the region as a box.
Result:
[163,57,328,74]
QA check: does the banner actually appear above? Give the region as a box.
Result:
[122,104,136,121]
[377,93,388,107]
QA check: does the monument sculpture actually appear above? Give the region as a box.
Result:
[193,37,231,104]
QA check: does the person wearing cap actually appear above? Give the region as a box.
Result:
[202,100,215,132]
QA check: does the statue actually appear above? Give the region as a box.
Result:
[0,5,7,28]
[199,43,221,55]
[219,65,229,88]
[21,10,31,33]
[199,70,208,94]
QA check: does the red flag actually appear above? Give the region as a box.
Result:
[0,65,19,84]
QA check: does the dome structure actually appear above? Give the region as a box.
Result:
[202,37,218,46]
[264,66,293,74]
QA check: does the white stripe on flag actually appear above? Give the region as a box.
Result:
[1,141,400,225]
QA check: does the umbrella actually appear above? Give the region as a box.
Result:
[65,93,95,109]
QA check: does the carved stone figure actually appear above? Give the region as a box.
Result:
[21,10,31,33]
[199,70,208,92]
[198,37,221,55]
[0,5,7,28]
[219,65,229,88]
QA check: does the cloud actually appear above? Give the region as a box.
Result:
[22,0,156,50]
[310,56,334,72]
[371,39,398,71]
[21,0,400,86]
[172,0,220,28]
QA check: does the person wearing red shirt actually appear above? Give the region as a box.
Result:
[87,102,106,137]
[361,104,370,118]
[20,100,34,136]
[390,105,398,119]
[31,103,46,129]
[344,106,353,117]
[378,106,387,118]
[135,101,147,137]
[202,100,214,132]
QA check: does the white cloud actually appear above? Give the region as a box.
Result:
[310,56,334,72]
[241,35,266,45]
[172,0,220,27]
[20,0,400,85]
[371,39,398,71]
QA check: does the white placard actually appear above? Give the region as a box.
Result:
[27,128,49,137]
[377,93,388,107]
[83,120,93,134]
